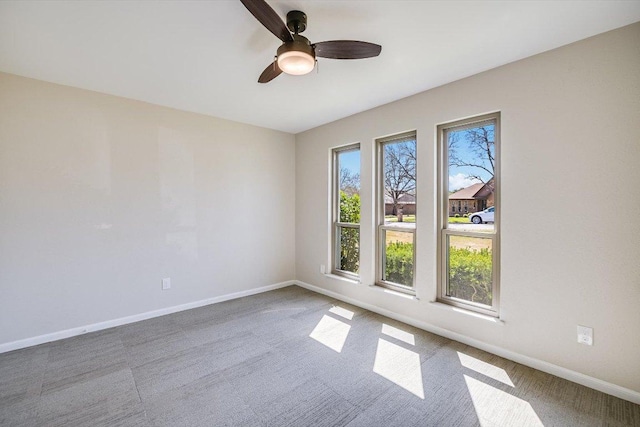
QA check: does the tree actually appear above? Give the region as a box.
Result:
[339,167,360,196]
[448,126,495,184]
[384,141,416,219]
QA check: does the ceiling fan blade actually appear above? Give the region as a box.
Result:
[313,41,382,59]
[240,0,293,42]
[258,60,283,83]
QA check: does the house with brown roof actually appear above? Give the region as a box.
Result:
[449,179,494,216]
[384,193,416,215]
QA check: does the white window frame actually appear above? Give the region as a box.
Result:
[332,144,361,279]
[437,113,500,316]
[376,132,417,294]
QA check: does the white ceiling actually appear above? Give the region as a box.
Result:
[1,1,639,134]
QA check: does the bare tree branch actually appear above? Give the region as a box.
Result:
[339,167,360,195]
[384,141,416,217]
[448,126,495,184]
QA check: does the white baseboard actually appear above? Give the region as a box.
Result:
[294,280,640,405]
[0,280,295,354]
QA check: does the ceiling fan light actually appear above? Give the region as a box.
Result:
[277,50,315,75]
[276,36,316,76]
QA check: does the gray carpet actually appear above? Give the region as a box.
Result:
[1,285,638,426]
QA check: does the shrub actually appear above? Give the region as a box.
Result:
[385,242,413,285]
[448,247,492,305]
[339,191,360,223]
[339,191,360,273]
[339,228,359,273]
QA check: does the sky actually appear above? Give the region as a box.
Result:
[339,149,360,188]
[337,123,494,193]
[339,149,360,175]
[449,173,481,191]
[447,124,495,192]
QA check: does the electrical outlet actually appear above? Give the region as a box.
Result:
[320,264,326,274]
[162,278,171,290]
[577,325,593,346]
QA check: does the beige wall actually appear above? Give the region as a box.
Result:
[0,73,295,345]
[295,23,640,393]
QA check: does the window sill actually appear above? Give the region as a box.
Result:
[428,301,505,325]
[369,284,419,301]
[324,273,360,285]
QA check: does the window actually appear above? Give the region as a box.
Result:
[376,132,417,292]
[438,113,500,316]
[332,144,361,277]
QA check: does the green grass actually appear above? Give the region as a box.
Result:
[384,215,416,223]
[448,217,470,223]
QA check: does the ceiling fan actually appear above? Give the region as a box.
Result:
[239,0,382,83]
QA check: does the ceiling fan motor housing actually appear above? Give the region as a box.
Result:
[286,10,307,34]
[277,35,314,58]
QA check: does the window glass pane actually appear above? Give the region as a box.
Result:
[337,226,359,274]
[334,145,360,277]
[382,138,416,226]
[447,235,493,306]
[446,123,495,233]
[382,229,414,287]
[337,149,360,223]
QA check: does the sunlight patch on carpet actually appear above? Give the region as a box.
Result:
[374,338,424,399]
[457,352,514,387]
[381,324,415,345]
[329,305,355,320]
[309,315,351,353]
[464,375,543,426]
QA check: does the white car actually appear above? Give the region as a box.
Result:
[469,206,494,224]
